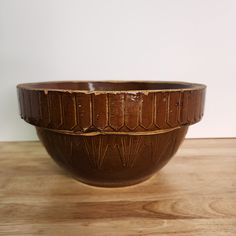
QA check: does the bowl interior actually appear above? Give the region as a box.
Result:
[19,81,203,92]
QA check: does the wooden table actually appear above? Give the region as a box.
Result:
[0,139,236,236]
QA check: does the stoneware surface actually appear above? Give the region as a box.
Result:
[17,81,206,187]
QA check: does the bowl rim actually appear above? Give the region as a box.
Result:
[17,80,206,94]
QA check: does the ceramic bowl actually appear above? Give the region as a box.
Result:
[17,81,206,187]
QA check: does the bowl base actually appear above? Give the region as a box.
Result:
[73,173,154,188]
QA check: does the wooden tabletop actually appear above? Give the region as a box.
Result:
[0,139,236,236]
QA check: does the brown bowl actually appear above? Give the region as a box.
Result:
[17,81,206,187]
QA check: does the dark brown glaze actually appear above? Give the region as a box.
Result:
[17,81,206,187]
[37,126,188,187]
[17,81,205,133]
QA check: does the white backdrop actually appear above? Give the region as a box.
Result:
[0,0,236,141]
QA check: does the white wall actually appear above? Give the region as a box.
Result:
[0,0,236,141]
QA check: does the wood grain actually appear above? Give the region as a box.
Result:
[0,139,236,235]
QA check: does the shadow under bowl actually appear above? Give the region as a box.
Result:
[17,81,206,187]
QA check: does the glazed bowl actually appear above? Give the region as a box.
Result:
[17,81,206,187]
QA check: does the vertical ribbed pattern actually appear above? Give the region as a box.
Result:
[108,93,125,131]
[140,93,155,129]
[39,92,50,127]
[18,87,206,132]
[124,93,141,130]
[92,94,108,129]
[75,93,92,130]
[154,92,170,129]
[62,93,77,130]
